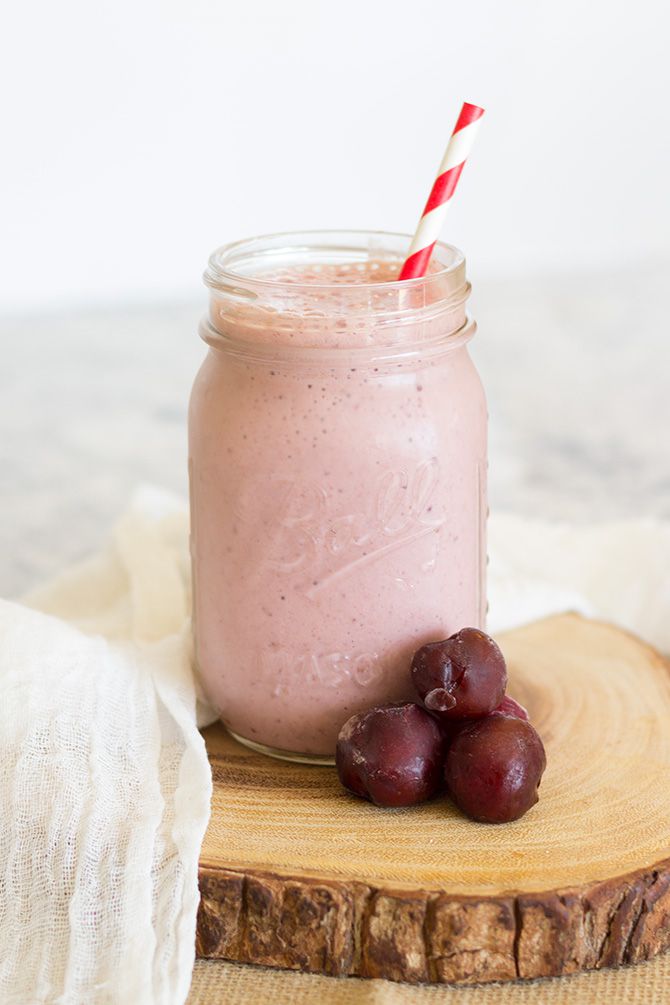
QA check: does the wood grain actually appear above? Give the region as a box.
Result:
[196,614,670,984]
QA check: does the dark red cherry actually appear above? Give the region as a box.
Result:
[336,703,445,807]
[444,715,546,823]
[411,627,507,721]
[491,695,529,720]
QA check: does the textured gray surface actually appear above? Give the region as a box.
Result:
[1,267,668,597]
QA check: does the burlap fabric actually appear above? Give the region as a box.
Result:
[188,954,670,1004]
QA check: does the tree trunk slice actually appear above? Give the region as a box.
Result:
[196,614,670,984]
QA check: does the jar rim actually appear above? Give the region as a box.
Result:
[198,313,476,367]
[203,230,471,353]
[204,229,465,294]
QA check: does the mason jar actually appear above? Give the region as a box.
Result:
[188,230,487,762]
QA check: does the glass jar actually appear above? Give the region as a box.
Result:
[189,231,487,762]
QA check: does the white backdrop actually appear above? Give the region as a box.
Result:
[1,0,668,311]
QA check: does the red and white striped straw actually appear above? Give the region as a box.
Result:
[398,102,485,281]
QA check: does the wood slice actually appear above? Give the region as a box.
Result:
[196,614,670,984]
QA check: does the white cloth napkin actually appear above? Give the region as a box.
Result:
[0,489,212,1005]
[1,487,668,1005]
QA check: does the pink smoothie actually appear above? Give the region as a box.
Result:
[189,247,487,758]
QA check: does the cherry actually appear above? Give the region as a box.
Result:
[491,695,529,720]
[336,703,445,807]
[411,628,507,721]
[444,715,546,823]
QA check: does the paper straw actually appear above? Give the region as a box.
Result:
[398,102,485,280]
